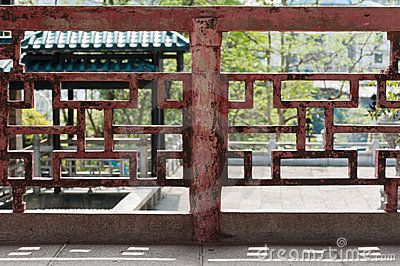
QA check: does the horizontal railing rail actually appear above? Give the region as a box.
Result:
[2,6,400,242]
[3,6,400,32]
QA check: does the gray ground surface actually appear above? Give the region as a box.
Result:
[0,167,394,265]
[156,166,387,212]
[0,244,397,265]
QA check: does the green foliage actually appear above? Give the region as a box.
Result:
[222,32,269,72]
[22,109,50,126]
[70,0,388,146]
[28,0,386,145]
[22,109,50,146]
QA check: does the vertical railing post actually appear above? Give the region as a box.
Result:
[387,32,400,74]
[385,179,398,213]
[12,186,26,213]
[189,17,226,242]
[0,81,7,203]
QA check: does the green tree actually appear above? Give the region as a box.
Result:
[22,109,50,146]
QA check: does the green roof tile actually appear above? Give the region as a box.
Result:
[0,30,188,72]
[21,31,189,53]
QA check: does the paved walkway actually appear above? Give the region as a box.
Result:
[155,166,386,212]
[0,244,397,265]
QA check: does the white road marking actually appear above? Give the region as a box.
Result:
[303,249,325,253]
[128,247,149,251]
[209,258,394,262]
[121,252,145,256]
[366,252,382,256]
[248,247,268,251]
[0,257,176,262]
[18,247,40,251]
[358,247,380,251]
[69,249,91,253]
[7,252,31,256]
[246,252,262,257]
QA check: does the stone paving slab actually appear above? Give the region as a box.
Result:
[0,244,200,266]
[0,244,398,265]
[0,244,63,266]
[155,167,385,212]
[228,166,396,179]
[204,244,399,265]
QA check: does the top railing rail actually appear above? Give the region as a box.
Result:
[1,6,400,32]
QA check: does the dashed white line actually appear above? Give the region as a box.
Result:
[358,247,380,251]
[366,252,383,256]
[303,249,325,253]
[246,252,262,257]
[209,258,394,262]
[121,252,145,256]
[8,252,31,256]
[248,247,268,251]
[69,249,91,253]
[128,247,149,251]
[18,247,40,251]
[0,257,176,262]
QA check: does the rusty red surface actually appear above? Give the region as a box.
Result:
[1,6,400,243]
[4,6,400,32]
[189,17,226,242]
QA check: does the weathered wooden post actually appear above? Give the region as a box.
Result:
[189,17,227,242]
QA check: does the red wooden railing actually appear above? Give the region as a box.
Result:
[1,6,400,242]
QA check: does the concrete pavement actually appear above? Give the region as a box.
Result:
[156,166,386,212]
[0,244,398,265]
[0,166,393,265]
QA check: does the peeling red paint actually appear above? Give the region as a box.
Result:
[1,6,400,242]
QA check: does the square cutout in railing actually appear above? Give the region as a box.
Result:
[60,158,131,179]
[5,80,33,108]
[157,151,188,186]
[375,150,400,180]
[272,76,359,108]
[227,79,253,109]
[53,75,138,109]
[8,81,24,101]
[377,79,400,108]
[280,80,350,101]
[60,83,131,101]
[7,151,32,181]
[166,158,183,180]
[53,151,138,184]
[384,159,400,179]
[164,80,184,101]
[156,75,189,109]
[280,158,350,180]
[8,158,25,179]
[228,81,245,101]
[271,150,358,180]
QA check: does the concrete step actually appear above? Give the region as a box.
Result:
[112,187,162,212]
